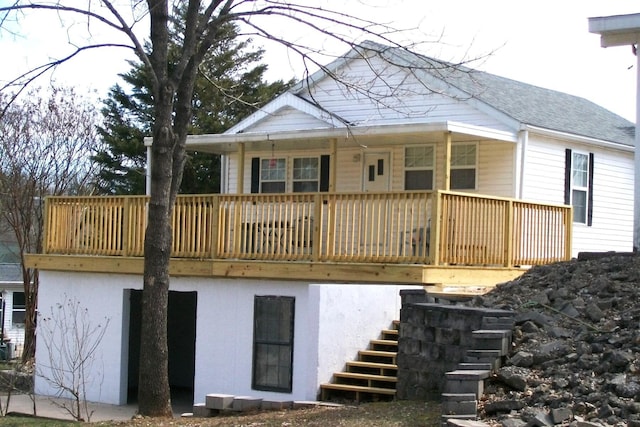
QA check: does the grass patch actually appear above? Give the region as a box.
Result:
[0,413,78,426]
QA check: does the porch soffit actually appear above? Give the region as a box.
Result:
[182,121,518,154]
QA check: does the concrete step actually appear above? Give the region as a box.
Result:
[444,370,490,398]
[457,362,492,371]
[464,349,502,370]
[481,315,515,331]
[441,393,477,416]
[472,329,512,355]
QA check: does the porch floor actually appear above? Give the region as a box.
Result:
[25,254,527,288]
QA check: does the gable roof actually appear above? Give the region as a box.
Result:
[354,41,635,146]
[214,41,633,149]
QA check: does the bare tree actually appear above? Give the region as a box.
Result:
[37,295,110,422]
[0,1,480,416]
[0,87,100,362]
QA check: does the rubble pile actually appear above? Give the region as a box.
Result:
[470,253,640,427]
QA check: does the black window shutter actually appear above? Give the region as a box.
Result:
[251,157,260,193]
[588,152,594,226]
[564,149,571,205]
[320,155,330,192]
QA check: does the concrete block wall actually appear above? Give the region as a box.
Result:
[396,290,514,400]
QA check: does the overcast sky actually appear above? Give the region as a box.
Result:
[1,0,638,122]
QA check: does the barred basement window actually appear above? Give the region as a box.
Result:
[252,295,295,392]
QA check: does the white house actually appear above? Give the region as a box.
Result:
[28,41,634,408]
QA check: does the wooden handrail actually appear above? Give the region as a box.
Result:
[42,191,572,266]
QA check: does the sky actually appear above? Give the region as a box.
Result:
[0,0,638,122]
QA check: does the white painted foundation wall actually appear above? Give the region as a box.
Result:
[35,271,418,406]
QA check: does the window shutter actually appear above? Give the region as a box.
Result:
[564,149,571,205]
[251,157,260,193]
[320,155,330,192]
[588,152,594,226]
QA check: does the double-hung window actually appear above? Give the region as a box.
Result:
[565,149,593,225]
[292,157,319,192]
[259,158,286,193]
[252,295,295,392]
[253,155,328,194]
[451,143,477,190]
[404,145,434,190]
[12,292,25,325]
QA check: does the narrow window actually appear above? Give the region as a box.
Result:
[450,143,477,190]
[260,158,286,193]
[292,157,319,192]
[404,145,434,190]
[252,296,295,392]
[571,152,589,224]
[12,292,25,325]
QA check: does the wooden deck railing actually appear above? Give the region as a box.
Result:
[43,191,571,267]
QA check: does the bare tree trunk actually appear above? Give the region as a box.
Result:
[21,272,37,362]
[137,83,176,417]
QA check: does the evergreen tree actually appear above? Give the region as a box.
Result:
[94,23,291,195]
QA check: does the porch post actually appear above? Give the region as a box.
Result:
[444,132,452,191]
[237,142,245,194]
[330,138,337,192]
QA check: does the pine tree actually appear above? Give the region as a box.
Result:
[94,23,291,195]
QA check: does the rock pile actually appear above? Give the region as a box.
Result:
[469,253,640,427]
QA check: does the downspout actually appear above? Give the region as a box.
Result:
[634,49,640,251]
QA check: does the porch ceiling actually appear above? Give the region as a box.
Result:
[162,121,518,154]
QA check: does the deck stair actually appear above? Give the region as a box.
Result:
[320,321,399,402]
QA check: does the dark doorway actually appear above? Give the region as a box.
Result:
[127,290,197,411]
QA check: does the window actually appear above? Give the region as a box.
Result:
[252,155,330,194]
[252,296,295,392]
[451,144,477,190]
[12,292,25,325]
[404,146,434,190]
[565,149,593,225]
[293,157,319,192]
[260,158,286,193]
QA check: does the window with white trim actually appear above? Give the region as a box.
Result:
[404,145,434,190]
[571,152,589,224]
[260,158,286,193]
[252,295,295,392]
[292,157,319,192]
[450,143,477,190]
[12,292,25,325]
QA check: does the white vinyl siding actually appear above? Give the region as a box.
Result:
[246,107,333,133]
[523,135,633,255]
[301,55,513,131]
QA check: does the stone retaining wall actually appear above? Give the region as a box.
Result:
[396,289,513,400]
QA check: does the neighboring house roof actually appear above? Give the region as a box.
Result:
[0,264,21,283]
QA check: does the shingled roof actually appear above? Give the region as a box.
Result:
[356,41,635,146]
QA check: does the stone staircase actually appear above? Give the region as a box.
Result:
[441,315,515,426]
[320,321,399,402]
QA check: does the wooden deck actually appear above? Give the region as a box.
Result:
[27,190,572,286]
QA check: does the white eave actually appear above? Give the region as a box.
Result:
[589,13,640,47]
[522,124,634,152]
[141,121,519,153]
